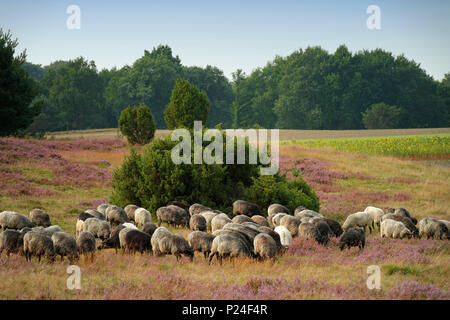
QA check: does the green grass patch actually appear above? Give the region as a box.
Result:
[384,264,420,276]
[287,134,450,157]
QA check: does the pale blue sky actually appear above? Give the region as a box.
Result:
[1,0,449,80]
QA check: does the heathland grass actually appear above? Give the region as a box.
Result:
[0,129,449,299]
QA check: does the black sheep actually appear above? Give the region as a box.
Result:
[339,227,365,251]
[124,230,152,254]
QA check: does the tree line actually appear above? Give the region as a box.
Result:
[1,28,449,135]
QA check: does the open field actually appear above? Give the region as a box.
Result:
[0,130,449,299]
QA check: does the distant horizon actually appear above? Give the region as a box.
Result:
[1,0,449,81]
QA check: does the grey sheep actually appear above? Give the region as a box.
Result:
[251,215,270,227]
[190,214,207,232]
[155,232,194,261]
[392,216,419,238]
[0,229,27,257]
[232,215,254,224]
[0,211,34,230]
[167,201,190,212]
[124,204,139,222]
[187,231,215,259]
[156,205,189,228]
[51,232,78,263]
[189,203,212,216]
[339,227,365,251]
[418,218,449,240]
[232,200,262,217]
[267,204,290,216]
[298,222,320,239]
[151,227,171,255]
[105,205,129,227]
[83,218,111,240]
[209,233,253,264]
[211,213,232,233]
[78,212,94,221]
[134,208,152,228]
[96,203,111,215]
[280,215,302,237]
[29,209,51,227]
[142,222,157,237]
[23,231,55,262]
[271,212,288,227]
[320,218,343,237]
[253,233,277,261]
[199,211,220,232]
[394,208,417,225]
[76,231,96,262]
[240,222,282,253]
[85,209,106,220]
[294,209,323,220]
[312,220,334,245]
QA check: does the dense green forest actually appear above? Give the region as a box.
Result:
[23,44,450,132]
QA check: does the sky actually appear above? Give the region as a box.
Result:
[0,0,449,80]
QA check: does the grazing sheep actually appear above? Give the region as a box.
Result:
[43,225,63,236]
[118,227,138,253]
[0,211,34,230]
[298,222,319,239]
[312,220,334,244]
[76,231,96,262]
[29,209,51,227]
[280,215,302,237]
[150,227,171,256]
[274,226,292,250]
[381,213,398,221]
[85,209,106,221]
[23,231,55,262]
[105,205,129,227]
[142,222,157,237]
[294,209,323,220]
[211,213,232,233]
[189,203,212,216]
[321,218,343,237]
[339,227,365,251]
[364,206,384,229]
[271,212,288,227]
[240,222,282,253]
[78,212,94,221]
[167,201,190,212]
[439,219,450,231]
[123,230,152,254]
[124,204,139,222]
[199,211,220,232]
[267,204,290,216]
[134,208,152,228]
[96,203,111,215]
[76,219,85,237]
[394,208,411,218]
[190,214,207,232]
[342,211,374,233]
[232,215,254,224]
[0,229,27,256]
[188,231,215,259]
[157,233,194,261]
[253,233,277,261]
[156,205,189,228]
[418,218,449,240]
[392,216,419,238]
[83,218,111,240]
[97,224,125,253]
[209,233,253,264]
[221,223,260,249]
[122,222,138,230]
[380,219,412,239]
[232,200,262,217]
[51,232,79,263]
[251,215,270,227]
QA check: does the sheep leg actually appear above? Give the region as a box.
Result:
[208,252,216,265]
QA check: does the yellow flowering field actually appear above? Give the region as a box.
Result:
[286,134,450,157]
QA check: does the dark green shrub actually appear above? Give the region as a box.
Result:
[244,173,320,213]
[164,79,210,129]
[362,102,402,129]
[118,104,156,145]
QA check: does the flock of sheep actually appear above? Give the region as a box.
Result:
[0,200,449,264]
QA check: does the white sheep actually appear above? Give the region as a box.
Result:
[364,206,384,229]
[342,211,374,233]
[134,208,152,228]
[274,226,292,251]
[380,219,412,239]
